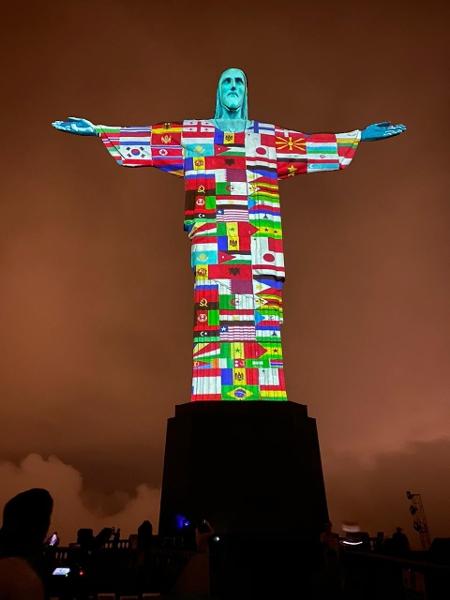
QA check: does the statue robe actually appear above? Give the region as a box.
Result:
[97,120,360,401]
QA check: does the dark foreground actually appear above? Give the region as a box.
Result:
[44,535,450,599]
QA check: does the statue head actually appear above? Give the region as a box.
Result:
[214,67,248,121]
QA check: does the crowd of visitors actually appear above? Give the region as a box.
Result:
[0,488,447,599]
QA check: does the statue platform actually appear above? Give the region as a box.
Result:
[159,401,328,539]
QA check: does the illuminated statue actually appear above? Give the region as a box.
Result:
[53,68,406,401]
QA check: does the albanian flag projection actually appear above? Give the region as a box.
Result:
[97,120,360,401]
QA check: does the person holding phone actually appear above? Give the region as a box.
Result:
[0,489,53,600]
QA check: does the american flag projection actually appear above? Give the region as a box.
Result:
[98,120,360,401]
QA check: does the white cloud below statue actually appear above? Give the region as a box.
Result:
[0,454,160,544]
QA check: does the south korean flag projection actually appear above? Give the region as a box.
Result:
[117,127,152,162]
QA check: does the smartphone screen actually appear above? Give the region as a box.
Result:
[52,567,71,576]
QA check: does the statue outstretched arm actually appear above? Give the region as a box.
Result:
[52,117,184,175]
[276,126,361,179]
[276,120,406,179]
[361,121,406,142]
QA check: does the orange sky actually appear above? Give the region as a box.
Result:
[0,0,449,543]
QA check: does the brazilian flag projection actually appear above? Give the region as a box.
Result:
[97,120,360,401]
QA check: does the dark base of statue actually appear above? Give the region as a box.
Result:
[159,401,329,597]
[159,401,328,535]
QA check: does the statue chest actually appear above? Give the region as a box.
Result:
[182,121,280,233]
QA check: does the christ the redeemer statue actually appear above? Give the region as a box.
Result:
[53,68,405,402]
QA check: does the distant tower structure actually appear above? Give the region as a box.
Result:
[406,490,431,550]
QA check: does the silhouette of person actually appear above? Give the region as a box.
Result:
[320,520,340,556]
[137,520,153,552]
[173,519,214,596]
[391,526,410,555]
[0,488,53,600]
[136,520,154,589]
[318,521,342,594]
[374,531,385,553]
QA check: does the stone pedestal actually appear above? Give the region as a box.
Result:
[159,401,328,538]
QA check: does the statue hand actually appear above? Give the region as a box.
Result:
[361,121,406,142]
[51,116,97,136]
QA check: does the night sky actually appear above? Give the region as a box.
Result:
[1,1,449,543]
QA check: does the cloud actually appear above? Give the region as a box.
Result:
[2,438,449,550]
[0,454,160,544]
[325,437,450,546]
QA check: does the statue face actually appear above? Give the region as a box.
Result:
[219,68,246,113]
